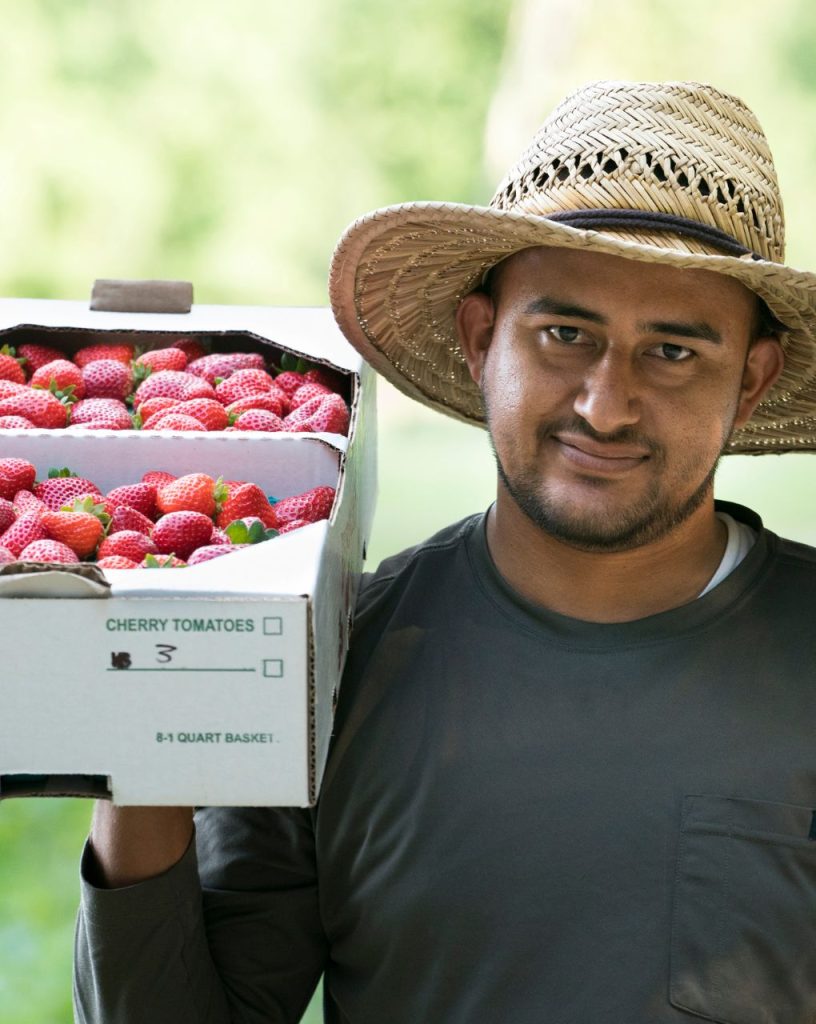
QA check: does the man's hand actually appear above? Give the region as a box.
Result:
[87,803,194,889]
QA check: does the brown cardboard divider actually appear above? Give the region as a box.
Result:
[0,774,111,799]
[90,278,193,314]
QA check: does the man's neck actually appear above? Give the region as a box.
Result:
[485,490,728,624]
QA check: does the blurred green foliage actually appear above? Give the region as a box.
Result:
[1,1,815,1022]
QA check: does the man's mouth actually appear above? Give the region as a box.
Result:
[551,433,651,474]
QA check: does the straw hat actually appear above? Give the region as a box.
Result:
[329,80,816,453]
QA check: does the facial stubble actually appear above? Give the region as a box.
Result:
[483,392,737,555]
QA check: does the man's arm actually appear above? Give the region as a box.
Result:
[86,804,194,888]
[74,804,328,1024]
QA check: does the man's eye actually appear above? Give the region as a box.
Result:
[650,342,693,362]
[547,325,582,344]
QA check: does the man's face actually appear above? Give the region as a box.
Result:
[456,247,783,552]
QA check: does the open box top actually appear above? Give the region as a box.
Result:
[0,297,377,805]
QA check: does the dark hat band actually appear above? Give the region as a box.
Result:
[546,208,762,260]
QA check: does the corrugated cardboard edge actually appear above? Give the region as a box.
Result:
[308,362,378,803]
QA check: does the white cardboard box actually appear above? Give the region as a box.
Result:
[0,301,376,806]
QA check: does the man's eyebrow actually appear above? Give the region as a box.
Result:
[522,297,607,323]
[638,319,722,344]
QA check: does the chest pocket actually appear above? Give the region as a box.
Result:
[669,794,816,1024]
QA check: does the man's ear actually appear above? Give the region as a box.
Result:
[733,336,785,429]
[456,291,496,386]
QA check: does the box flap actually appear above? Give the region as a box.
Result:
[0,562,110,598]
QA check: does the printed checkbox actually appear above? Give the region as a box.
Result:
[263,659,284,678]
[263,617,283,636]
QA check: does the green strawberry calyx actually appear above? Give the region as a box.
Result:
[212,476,229,514]
[61,495,111,527]
[143,553,185,569]
[224,519,278,545]
[47,467,78,479]
[132,362,153,385]
[0,343,25,366]
[272,352,313,376]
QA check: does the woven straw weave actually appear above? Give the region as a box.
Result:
[329,81,816,453]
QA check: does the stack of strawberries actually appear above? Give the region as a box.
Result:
[0,339,350,434]
[0,458,336,569]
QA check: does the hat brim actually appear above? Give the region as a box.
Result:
[329,201,816,454]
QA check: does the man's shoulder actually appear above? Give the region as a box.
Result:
[355,513,483,616]
[773,533,816,570]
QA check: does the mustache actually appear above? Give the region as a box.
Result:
[540,417,664,457]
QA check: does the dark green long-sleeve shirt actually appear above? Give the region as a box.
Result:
[74,503,816,1023]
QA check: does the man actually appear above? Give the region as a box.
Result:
[75,81,816,1022]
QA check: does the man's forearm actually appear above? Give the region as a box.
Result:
[88,803,194,888]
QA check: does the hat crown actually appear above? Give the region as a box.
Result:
[490,80,785,262]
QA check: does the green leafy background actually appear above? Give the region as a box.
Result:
[1,2,815,1021]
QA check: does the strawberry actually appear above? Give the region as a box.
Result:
[187,544,245,565]
[142,470,176,489]
[136,396,179,423]
[277,518,311,534]
[69,398,133,429]
[284,393,349,435]
[0,544,16,563]
[289,381,332,410]
[19,538,79,563]
[34,474,102,511]
[208,528,231,545]
[171,398,229,431]
[272,486,335,525]
[98,530,158,562]
[41,509,104,558]
[17,343,65,377]
[106,483,157,519]
[153,511,213,560]
[0,512,49,556]
[170,337,207,363]
[0,380,28,399]
[13,490,46,515]
[156,473,223,517]
[0,390,69,428]
[133,370,216,407]
[0,498,15,533]
[143,412,206,432]
[216,482,273,528]
[30,359,86,400]
[0,352,26,385]
[304,366,346,392]
[82,359,133,401]
[214,368,277,405]
[0,416,35,428]
[233,409,284,432]
[186,352,266,385]
[0,458,37,499]
[73,343,134,368]
[273,371,307,396]
[96,555,139,569]
[134,348,188,373]
[109,505,154,536]
[225,392,286,418]
[68,419,131,431]
[142,553,186,568]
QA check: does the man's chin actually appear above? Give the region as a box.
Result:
[509,478,716,553]
[523,505,668,553]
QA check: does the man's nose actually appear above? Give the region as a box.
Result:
[572,353,641,435]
